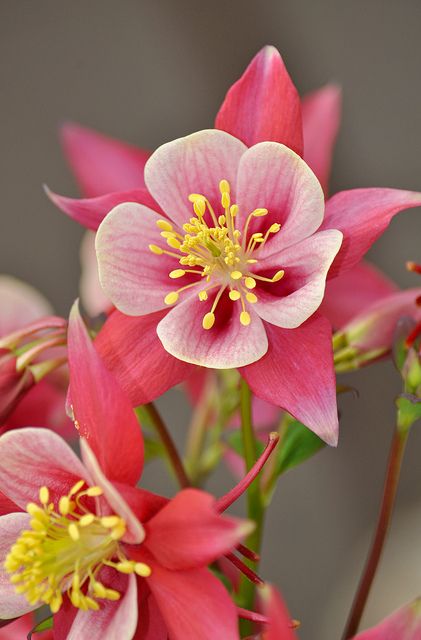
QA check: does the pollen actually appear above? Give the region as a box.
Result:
[151,179,285,330]
[4,481,151,614]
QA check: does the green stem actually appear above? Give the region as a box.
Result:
[238,380,265,621]
[143,403,190,489]
[342,422,410,639]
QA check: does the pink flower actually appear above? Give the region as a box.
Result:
[0,276,70,434]
[353,598,421,639]
[49,46,421,447]
[0,304,253,639]
[0,613,53,639]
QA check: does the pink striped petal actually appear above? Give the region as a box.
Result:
[320,260,398,329]
[80,232,111,316]
[96,203,176,315]
[354,599,421,639]
[302,85,341,195]
[144,130,247,229]
[46,187,160,231]
[95,310,194,406]
[0,428,91,509]
[157,291,268,368]
[144,489,252,570]
[241,316,338,445]
[253,229,342,328]
[60,122,150,196]
[80,440,145,545]
[68,303,143,486]
[135,581,168,640]
[215,46,303,155]
[0,513,37,619]
[0,276,52,337]
[235,142,325,252]
[143,560,239,640]
[322,189,421,277]
[66,572,138,640]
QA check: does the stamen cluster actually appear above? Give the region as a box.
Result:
[4,481,151,613]
[149,179,284,329]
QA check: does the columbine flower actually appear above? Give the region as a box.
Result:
[0,303,254,639]
[353,598,421,639]
[0,276,69,433]
[48,45,421,446]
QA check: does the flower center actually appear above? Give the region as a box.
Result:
[149,179,284,329]
[4,481,151,613]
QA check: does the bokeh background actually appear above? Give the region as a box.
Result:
[2,2,421,638]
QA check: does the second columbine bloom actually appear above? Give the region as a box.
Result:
[96,129,342,370]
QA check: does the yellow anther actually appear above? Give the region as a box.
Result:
[59,496,70,516]
[246,292,258,304]
[86,486,103,497]
[68,523,80,541]
[167,237,181,250]
[164,291,179,305]
[156,219,173,232]
[272,270,285,282]
[245,277,256,289]
[135,562,152,577]
[221,192,230,208]
[240,311,251,326]
[219,179,230,194]
[79,514,95,527]
[149,244,163,255]
[203,312,215,330]
[39,486,49,505]
[230,204,238,217]
[116,561,135,574]
[269,223,281,233]
[229,290,241,301]
[252,208,268,217]
[110,522,126,540]
[26,503,43,517]
[247,259,258,264]
[169,269,186,279]
[231,271,243,280]
[218,215,226,225]
[105,588,121,601]
[160,230,177,239]
[193,199,206,217]
[50,593,63,613]
[100,516,120,528]
[251,232,263,239]
[198,290,208,301]
[70,480,85,496]
[92,581,107,598]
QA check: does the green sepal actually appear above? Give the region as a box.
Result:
[396,394,421,430]
[28,615,53,638]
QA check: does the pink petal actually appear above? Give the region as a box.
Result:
[0,492,20,516]
[0,428,91,509]
[259,584,298,640]
[141,558,239,640]
[66,571,138,640]
[46,186,160,231]
[302,84,341,195]
[341,287,421,352]
[68,303,143,485]
[134,581,168,640]
[0,275,53,337]
[235,141,325,252]
[354,598,421,640]
[79,232,111,316]
[144,489,252,570]
[95,310,195,406]
[157,290,269,368]
[320,260,398,329]
[241,316,338,445]
[215,45,303,155]
[144,129,247,229]
[0,513,37,619]
[253,229,343,328]
[96,203,177,315]
[0,614,52,640]
[113,483,168,524]
[322,189,421,278]
[80,439,145,545]
[60,122,150,196]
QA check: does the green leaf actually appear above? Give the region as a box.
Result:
[275,420,325,476]
[28,616,53,638]
[396,394,421,430]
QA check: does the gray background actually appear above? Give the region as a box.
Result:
[2,2,421,638]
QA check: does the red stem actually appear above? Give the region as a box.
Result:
[342,425,410,639]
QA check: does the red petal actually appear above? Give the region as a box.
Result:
[240,316,338,446]
[68,303,143,485]
[95,310,195,406]
[322,188,421,278]
[215,46,303,154]
[60,121,150,196]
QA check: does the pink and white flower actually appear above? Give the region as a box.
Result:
[353,598,421,639]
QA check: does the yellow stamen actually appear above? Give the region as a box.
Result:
[229,290,241,301]
[164,292,179,305]
[240,311,251,326]
[203,312,215,330]
[231,270,243,280]
[246,292,258,304]
[244,277,256,289]
[169,269,186,279]
[39,487,49,505]
[149,244,163,255]
[156,219,173,232]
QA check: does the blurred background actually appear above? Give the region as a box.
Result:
[2,1,421,637]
